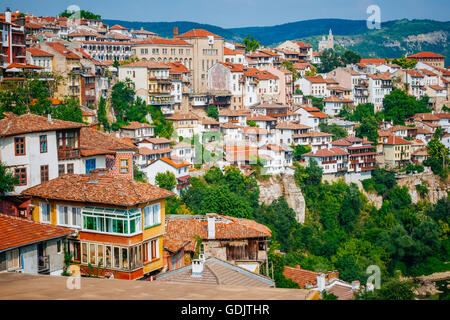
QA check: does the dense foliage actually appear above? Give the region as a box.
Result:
[59,9,101,20]
[318,123,347,140]
[155,171,177,191]
[382,88,431,125]
[317,48,361,73]
[424,128,449,178]
[0,161,18,195]
[243,34,260,53]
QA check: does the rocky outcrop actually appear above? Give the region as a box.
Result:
[396,173,449,204]
[257,175,306,224]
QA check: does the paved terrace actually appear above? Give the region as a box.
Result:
[0,273,315,300]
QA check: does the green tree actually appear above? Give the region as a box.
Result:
[292,145,312,161]
[319,123,347,140]
[133,165,147,183]
[281,60,300,82]
[358,277,417,300]
[60,9,101,20]
[388,55,417,69]
[51,98,84,123]
[155,171,177,191]
[425,127,449,178]
[383,88,431,125]
[206,104,219,120]
[97,96,109,130]
[0,161,18,195]
[356,116,379,145]
[243,35,260,53]
[111,79,135,122]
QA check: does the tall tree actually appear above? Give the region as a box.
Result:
[0,161,18,195]
[155,171,177,191]
[243,35,260,53]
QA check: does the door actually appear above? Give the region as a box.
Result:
[85,158,96,174]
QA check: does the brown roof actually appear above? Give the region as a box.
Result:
[0,214,74,252]
[0,113,84,137]
[166,214,271,251]
[80,127,138,153]
[121,60,170,69]
[293,131,333,138]
[163,238,191,253]
[121,121,155,130]
[276,122,311,130]
[327,284,354,300]
[283,266,319,288]
[303,147,348,157]
[45,42,80,59]
[176,29,222,39]
[385,135,411,145]
[22,174,174,207]
[140,137,172,144]
[166,113,199,121]
[26,47,53,57]
[138,147,172,156]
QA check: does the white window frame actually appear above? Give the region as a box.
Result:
[144,203,161,229]
[7,249,20,271]
[57,205,82,228]
[39,202,51,224]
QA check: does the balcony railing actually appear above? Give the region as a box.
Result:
[58,149,81,160]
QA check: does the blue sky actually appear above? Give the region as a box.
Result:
[3,0,450,28]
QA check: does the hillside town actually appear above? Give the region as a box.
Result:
[0,7,449,302]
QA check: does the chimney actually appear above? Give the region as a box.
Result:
[207,214,215,239]
[191,259,204,277]
[351,280,360,291]
[173,27,178,38]
[5,8,11,24]
[47,113,53,124]
[317,273,326,292]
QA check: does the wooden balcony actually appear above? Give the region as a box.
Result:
[58,149,81,160]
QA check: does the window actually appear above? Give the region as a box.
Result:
[105,245,112,267]
[114,246,120,268]
[81,243,87,263]
[39,135,47,153]
[40,165,49,183]
[57,240,62,254]
[58,164,65,176]
[89,243,96,264]
[14,168,27,186]
[119,158,129,173]
[144,203,161,228]
[67,163,74,174]
[122,248,128,270]
[7,249,20,271]
[98,244,104,265]
[14,137,25,155]
[40,202,51,223]
[57,205,81,228]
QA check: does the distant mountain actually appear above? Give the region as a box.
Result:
[103,18,450,64]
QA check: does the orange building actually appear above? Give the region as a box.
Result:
[407,52,446,69]
[22,173,174,280]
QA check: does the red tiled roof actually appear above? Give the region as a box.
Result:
[6,63,42,70]
[176,29,222,39]
[22,174,174,207]
[110,24,128,30]
[359,58,386,64]
[0,214,74,252]
[121,60,170,69]
[168,62,190,74]
[159,157,191,168]
[283,266,319,288]
[121,121,155,130]
[408,52,446,59]
[224,47,239,55]
[304,75,327,83]
[45,42,80,59]
[80,127,138,153]
[139,147,172,156]
[26,47,53,57]
[166,113,199,121]
[303,147,348,157]
[291,41,312,48]
[0,113,84,137]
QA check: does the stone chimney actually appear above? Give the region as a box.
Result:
[206,214,215,239]
[317,273,326,292]
[191,259,204,277]
[173,27,178,38]
[5,8,11,24]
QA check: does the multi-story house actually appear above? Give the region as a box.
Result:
[258,144,293,174]
[327,67,366,105]
[218,109,249,127]
[407,52,446,69]
[303,147,349,175]
[119,122,155,142]
[1,9,26,66]
[261,66,293,105]
[171,141,195,164]
[26,47,53,73]
[40,41,82,101]
[246,49,281,69]
[118,60,174,107]
[331,137,376,179]
[166,112,200,140]
[275,122,311,146]
[176,29,224,93]
[276,40,313,62]
[0,113,85,196]
[130,27,158,40]
[403,69,426,99]
[142,156,192,195]
[79,40,132,62]
[323,96,354,116]
[22,173,174,280]
[242,126,275,148]
[294,76,327,98]
[292,131,334,152]
[383,135,412,168]
[208,62,244,110]
[131,36,193,68]
[224,47,246,65]
[0,214,75,275]
[295,106,328,131]
[168,62,192,114]
[367,73,393,112]
[135,137,172,167]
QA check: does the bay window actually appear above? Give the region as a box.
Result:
[82,207,141,236]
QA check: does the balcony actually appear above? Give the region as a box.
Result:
[38,255,50,274]
[58,149,81,160]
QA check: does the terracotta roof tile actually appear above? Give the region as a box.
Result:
[0,214,74,252]
[22,174,174,207]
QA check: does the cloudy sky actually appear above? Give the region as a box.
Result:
[3,0,450,28]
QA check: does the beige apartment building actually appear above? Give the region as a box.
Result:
[383,135,412,168]
[176,29,224,94]
[131,37,193,69]
[40,41,82,102]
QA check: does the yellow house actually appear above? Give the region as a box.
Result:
[22,172,174,280]
[383,135,412,167]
